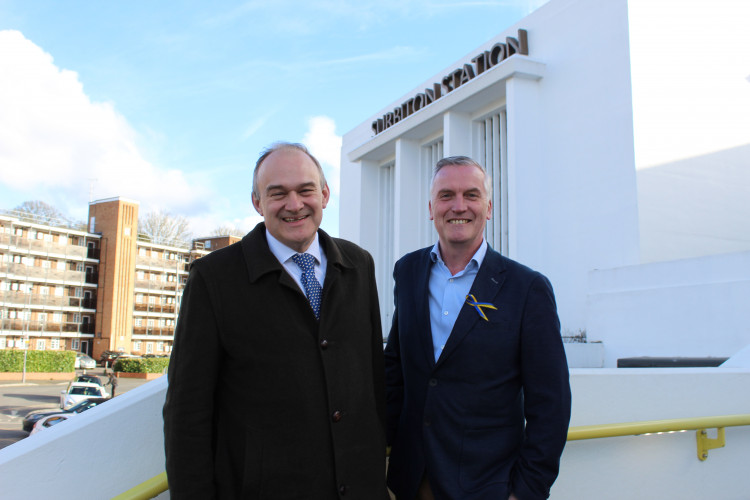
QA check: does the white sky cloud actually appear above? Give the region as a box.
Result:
[0,29,210,220]
[303,115,342,196]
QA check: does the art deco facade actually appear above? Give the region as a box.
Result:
[0,197,239,360]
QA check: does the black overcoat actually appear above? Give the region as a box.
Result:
[164,223,387,499]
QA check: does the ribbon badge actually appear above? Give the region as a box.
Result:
[465,294,497,321]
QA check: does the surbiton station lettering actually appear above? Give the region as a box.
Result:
[371,29,529,136]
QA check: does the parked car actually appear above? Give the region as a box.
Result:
[23,398,108,432]
[29,413,75,435]
[99,350,138,367]
[59,382,109,409]
[74,352,96,370]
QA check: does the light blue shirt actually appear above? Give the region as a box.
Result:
[265,230,327,293]
[428,240,488,361]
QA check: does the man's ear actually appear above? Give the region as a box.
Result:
[252,194,263,216]
[428,200,434,220]
[321,183,331,209]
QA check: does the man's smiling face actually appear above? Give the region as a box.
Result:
[252,148,330,253]
[429,163,492,254]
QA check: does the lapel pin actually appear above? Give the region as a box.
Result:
[465,294,497,321]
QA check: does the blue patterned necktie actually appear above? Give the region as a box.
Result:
[292,253,322,320]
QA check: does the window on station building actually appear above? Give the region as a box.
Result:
[475,111,508,255]
[377,160,396,330]
[419,139,444,248]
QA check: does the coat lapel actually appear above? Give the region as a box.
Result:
[415,249,436,369]
[241,223,298,293]
[435,247,507,369]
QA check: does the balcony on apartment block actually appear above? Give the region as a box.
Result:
[2,263,99,285]
[0,319,95,334]
[0,291,96,310]
[133,302,176,314]
[0,233,98,261]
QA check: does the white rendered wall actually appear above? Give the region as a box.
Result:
[553,368,750,500]
[340,0,640,333]
[587,251,750,367]
[629,0,750,262]
[0,376,169,500]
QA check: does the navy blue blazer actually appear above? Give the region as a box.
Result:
[384,245,571,500]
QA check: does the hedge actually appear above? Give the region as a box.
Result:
[0,350,76,373]
[114,357,170,374]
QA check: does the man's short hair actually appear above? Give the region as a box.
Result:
[252,142,327,198]
[432,156,493,199]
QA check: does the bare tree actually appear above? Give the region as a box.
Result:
[138,210,192,245]
[210,225,246,238]
[12,200,84,228]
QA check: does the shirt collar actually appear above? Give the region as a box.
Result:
[266,230,322,265]
[430,239,488,271]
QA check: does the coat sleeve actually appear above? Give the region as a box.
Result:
[366,252,387,437]
[383,260,403,446]
[163,265,222,499]
[511,274,572,500]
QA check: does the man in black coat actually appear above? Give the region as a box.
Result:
[164,142,387,499]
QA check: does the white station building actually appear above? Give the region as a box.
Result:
[340,0,750,367]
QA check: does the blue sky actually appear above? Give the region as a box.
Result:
[0,0,546,238]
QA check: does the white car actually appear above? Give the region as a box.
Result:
[60,382,109,409]
[30,413,75,435]
[74,352,97,370]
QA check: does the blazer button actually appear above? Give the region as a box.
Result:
[320,339,329,349]
[339,484,348,495]
[429,378,437,387]
[332,410,343,422]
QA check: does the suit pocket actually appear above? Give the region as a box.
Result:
[458,425,519,493]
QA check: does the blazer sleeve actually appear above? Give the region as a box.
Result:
[511,274,572,500]
[383,260,404,446]
[163,265,222,499]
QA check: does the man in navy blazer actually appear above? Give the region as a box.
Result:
[385,156,571,500]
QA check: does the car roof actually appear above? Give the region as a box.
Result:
[68,381,103,388]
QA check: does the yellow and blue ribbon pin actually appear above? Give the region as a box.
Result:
[465,294,497,321]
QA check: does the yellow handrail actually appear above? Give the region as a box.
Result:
[111,471,167,500]
[117,414,750,500]
[568,414,750,441]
